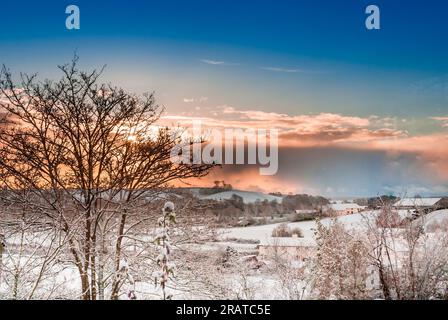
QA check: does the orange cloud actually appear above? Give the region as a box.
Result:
[160,106,406,147]
[356,133,448,180]
[177,165,303,194]
[161,106,448,188]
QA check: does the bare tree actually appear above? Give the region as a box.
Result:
[312,219,370,299]
[0,232,5,284]
[0,223,68,299]
[0,57,214,300]
[0,190,70,299]
[364,201,448,300]
[268,243,311,300]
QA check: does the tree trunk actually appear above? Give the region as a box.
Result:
[0,244,3,284]
[110,211,127,300]
[97,236,105,300]
[378,264,391,300]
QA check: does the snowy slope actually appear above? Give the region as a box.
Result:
[413,209,448,231]
[219,211,379,244]
[200,190,283,204]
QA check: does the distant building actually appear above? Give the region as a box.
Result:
[392,197,448,211]
[294,209,317,215]
[328,203,366,216]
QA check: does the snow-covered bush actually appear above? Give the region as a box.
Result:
[271,223,303,238]
[153,201,176,300]
[312,220,370,299]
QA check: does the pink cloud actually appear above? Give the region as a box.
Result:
[431,116,448,127]
[162,106,448,183]
[161,106,405,147]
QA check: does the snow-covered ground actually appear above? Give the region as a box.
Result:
[218,211,379,245]
[3,207,447,300]
[414,209,448,231]
[133,272,285,300]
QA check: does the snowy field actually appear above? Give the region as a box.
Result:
[414,209,448,231]
[218,211,379,244]
[2,208,447,300]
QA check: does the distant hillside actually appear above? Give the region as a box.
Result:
[282,194,329,210]
[181,188,328,208]
[355,195,399,208]
[199,190,283,204]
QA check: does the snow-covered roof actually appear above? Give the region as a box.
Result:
[295,209,316,214]
[329,203,365,211]
[393,198,442,208]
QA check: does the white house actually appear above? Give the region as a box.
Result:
[328,203,365,216]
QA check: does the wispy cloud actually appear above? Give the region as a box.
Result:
[260,66,326,74]
[201,59,225,65]
[430,116,448,127]
[201,59,239,66]
[183,96,208,103]
[260,66,302,73]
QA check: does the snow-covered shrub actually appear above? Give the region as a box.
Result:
[271,223,303,238]
[152,201,176,300]
[312,220,370,299]
[375,207,403,228]
[290,212,315,222]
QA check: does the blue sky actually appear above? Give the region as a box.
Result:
[1,0,447,117]
[1,0,447,196]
